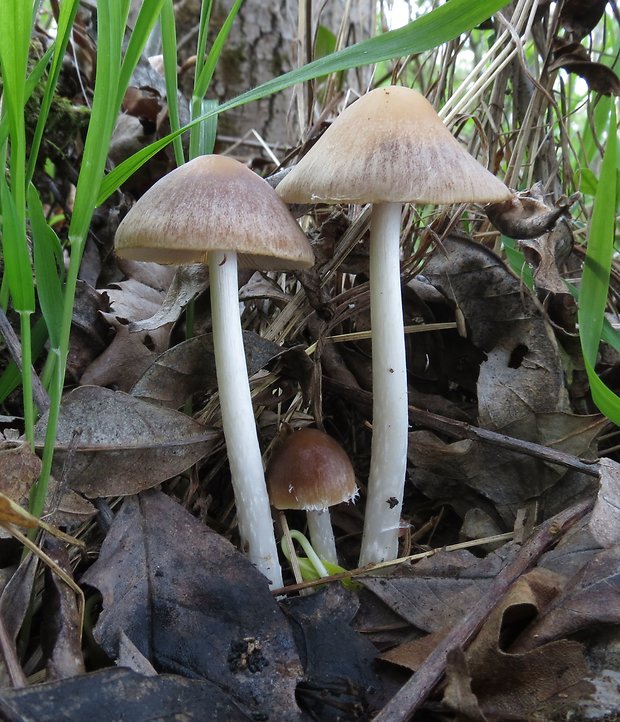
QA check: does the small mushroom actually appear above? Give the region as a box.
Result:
[115,155,314,587]
[266,427,357,565]
[277,86,512,566]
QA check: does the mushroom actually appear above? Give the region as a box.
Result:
[276,86,512,566]
[266,427,357,565]
[115,155,314,587]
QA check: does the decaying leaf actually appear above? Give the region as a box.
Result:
[0,667,252,721]
[362,547,517,634]
[131,331,293,407]
[34,386,217,497]
[81,490,303,720]
[589,457,620,547]
[549,38,620,96]
[128,264,209,333]
[41,540,85,681]
[560,0,609,39]
[283,585,383,719]
[516,546,620,648]
[81,278,172,392]
[441,570,594,719]
[409,411,603,522]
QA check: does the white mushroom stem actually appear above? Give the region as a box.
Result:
[358,202,409,566]
[209,250,283,588]
[306,509,338,565]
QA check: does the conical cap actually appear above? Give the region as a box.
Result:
[277,86,512,205]
[115,155,314,270]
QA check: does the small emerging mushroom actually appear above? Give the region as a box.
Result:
[266,427,357,565]
[277,86,512,566]
[115,155,314,587]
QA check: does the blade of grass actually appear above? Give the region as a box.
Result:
[97,0,511,203]
[28,184,64,350]
[160,0,184,166]
[25,0,81,182]
[578,105,620,422]
[34,0,166,520]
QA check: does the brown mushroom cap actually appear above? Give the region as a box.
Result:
[266,428,358,511]
[115,155,314,270]
[276,85,512,206]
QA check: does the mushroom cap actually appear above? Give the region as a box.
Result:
[266,428,358,512]
[115,155,314,270]
[276,85,512,206]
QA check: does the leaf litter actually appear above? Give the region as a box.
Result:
[2,4,620,721]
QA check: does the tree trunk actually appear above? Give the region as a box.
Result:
[173,0,375,147]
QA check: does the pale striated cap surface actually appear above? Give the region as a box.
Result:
[276,85,512,206]
[267,428,358,512]
[115,155,314,270]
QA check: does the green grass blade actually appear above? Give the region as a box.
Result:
[0,316,47,404]
[97,0,510,203]
[116,0,167,112]
[193,0,244,100]
[160,0,184,166]
[189,98,219,158]
[28,184,64,349]
[193,0,214,86]
[0,177,35,313]
[578,105,620,421]
[26,0,81,182]
[0,44,53,149]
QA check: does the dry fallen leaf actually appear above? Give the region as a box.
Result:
[34,386,218,497]
[81,490,304,720]
[589,457,620,547]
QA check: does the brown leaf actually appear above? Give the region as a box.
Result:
[0,667,253,721]
[516,546,620,648]
[442,569,593,719]
[362,547,516,633]
[41,540,85,681]
[424,235,571,432]
[34,386,217,497]
[443,648,488,721]
[128,264,209,333]
[0,555,38,686]
[410,411,603,518]
[551,59,620,96]
[131,331,291,407]
[80,278,172,391]
[81,490,303,720]
[560,0,610,39]
[0,441,41,502]
[589,457,620,547]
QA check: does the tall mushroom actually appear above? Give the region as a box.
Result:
[115,155,314,587]
[276,86,512,566]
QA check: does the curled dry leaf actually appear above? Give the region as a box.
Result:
[128,264,209,333]
[34,386,217,497]
[517,545,620,648]
[81,278,172,391]
[485,187,575,240]
[560,0,611,39]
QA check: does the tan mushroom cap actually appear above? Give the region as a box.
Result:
[276,85,512,206]
[115,155,314,270]
[266,428,358,512]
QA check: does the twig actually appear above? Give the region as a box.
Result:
[323,378,601,478]
[271,532,514,596]
[372,498,594,721]
[0,307,50,414]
